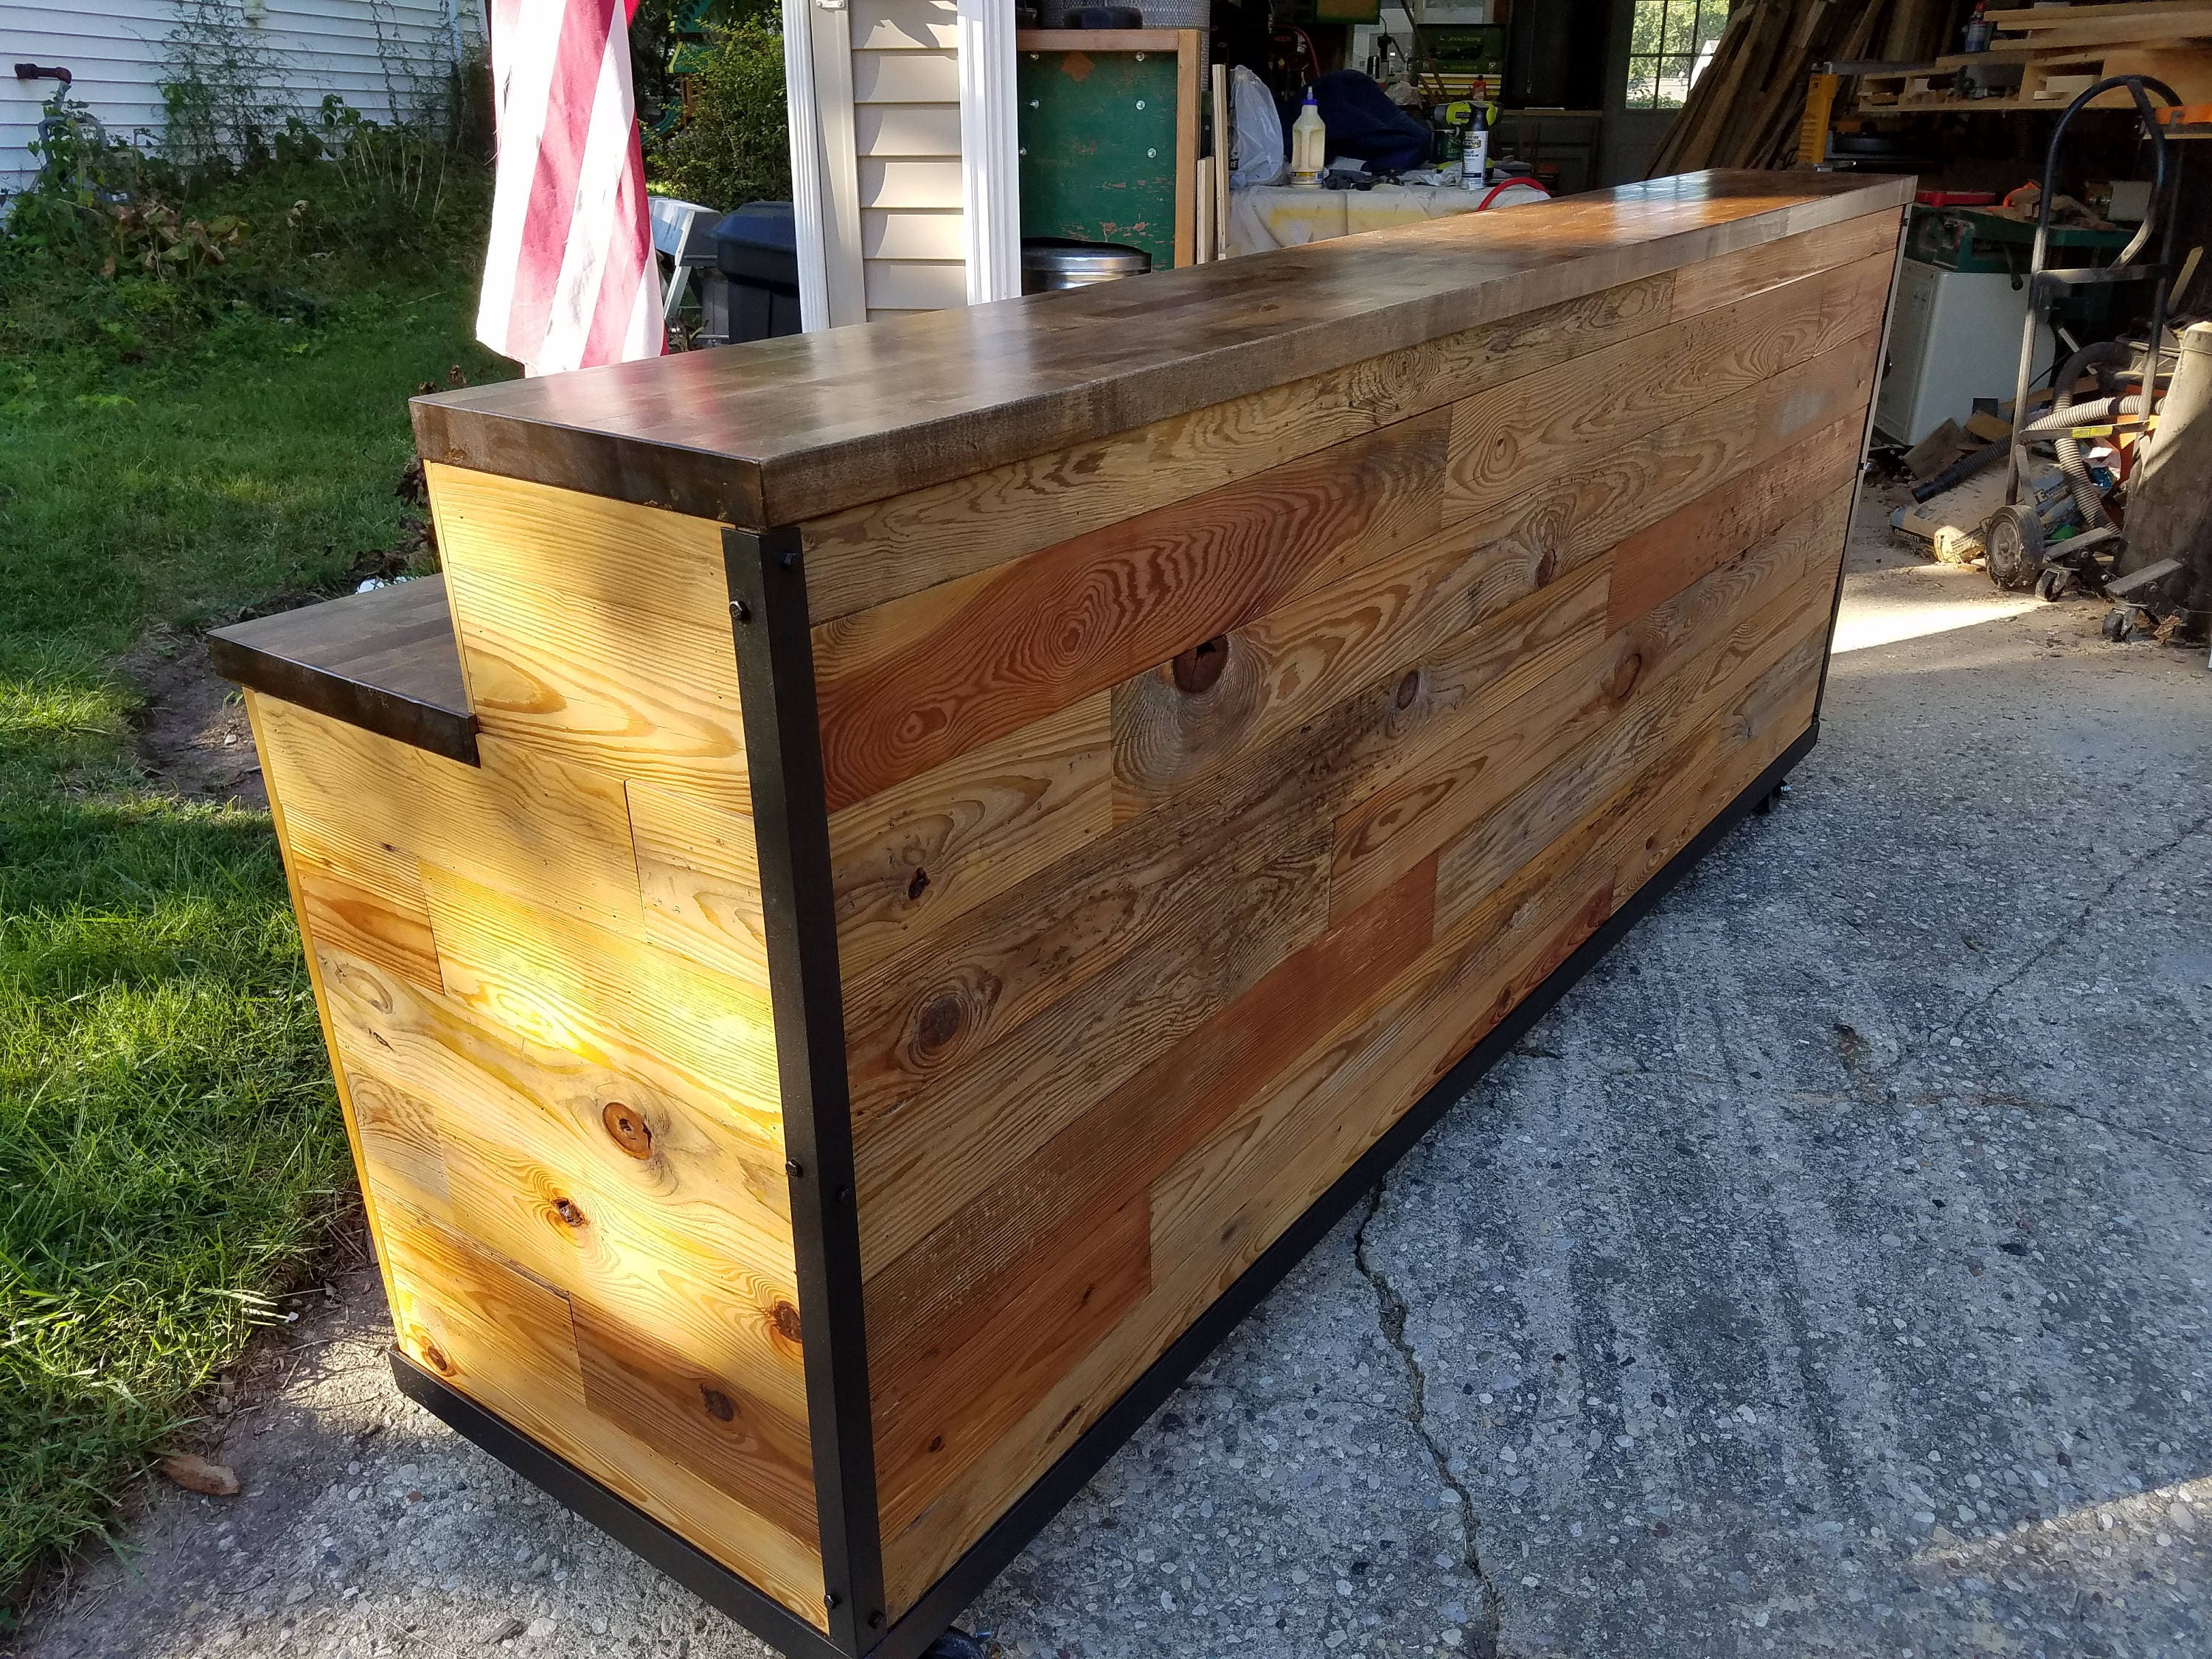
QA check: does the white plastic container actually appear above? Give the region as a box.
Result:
[1289,90,1326,189]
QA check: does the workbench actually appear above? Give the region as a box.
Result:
[213,168,1911,1659]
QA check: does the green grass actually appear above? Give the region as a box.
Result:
[0,276,511,1620]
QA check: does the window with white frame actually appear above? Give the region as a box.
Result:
[1625,0,1730,110]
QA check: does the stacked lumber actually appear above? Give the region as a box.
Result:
[1861,1,2212,113]
[1649,0,1961,173]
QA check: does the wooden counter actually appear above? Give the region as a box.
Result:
[218,169,1910,1659]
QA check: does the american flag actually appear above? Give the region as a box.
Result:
[477,0,665,377]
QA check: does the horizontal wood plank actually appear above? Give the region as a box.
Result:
[251,700,649,933]
[571,1295,818,1547]
[1605,411,1863,630]
[1109,530,1612,820]
[813,410,1451,810]
[1443,250,1889,525]
[852,820,1335,1276]
[423,867,782,1129]
[872,1194,1151,1540]
[207,574,477,765]
[626,781,772,995]
[428,464,750,813]
[799,272,1677,625]
[292,855,442,996]
[379,1199,827,1630]
[829,694,1113,982]
[1668,207,1901,322]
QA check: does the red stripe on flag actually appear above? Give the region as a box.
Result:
[509,0,618,355]
[582,125,651,366]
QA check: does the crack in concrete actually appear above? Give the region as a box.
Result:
[1353,1180,1504,1658]
[1891,804,2212,1074]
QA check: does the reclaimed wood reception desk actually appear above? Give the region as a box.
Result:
[213,170,1910,1659]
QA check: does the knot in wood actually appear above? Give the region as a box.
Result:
[1603,650,1644,703]
[1171,634,1231,695]
[550,1194,587,1229]
[906,866,930,902]
[700,1385,737,1422]
[1534,548,1560,588]
[771,1299,803,1344]
[602,1101,653,1158]
[914,991,964,1054]
[1394,668,1421,710]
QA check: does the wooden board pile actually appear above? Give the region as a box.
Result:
[1857,2,2212,114]
[1649,0,1961,173]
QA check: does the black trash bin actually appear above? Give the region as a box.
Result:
[704,201,801,344]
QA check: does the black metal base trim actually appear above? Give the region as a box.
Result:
[389,1352,847,1659]
[386,726,1814,1659]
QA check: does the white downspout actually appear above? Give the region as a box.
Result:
[782,0,832,330]
[956,0,1021,305]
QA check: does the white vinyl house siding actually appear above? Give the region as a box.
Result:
[847,0,964,319]
[2,0,480,198]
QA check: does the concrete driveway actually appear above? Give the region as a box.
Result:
[19,488,2212,1659]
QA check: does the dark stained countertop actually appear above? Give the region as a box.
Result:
[411,170,1913,531]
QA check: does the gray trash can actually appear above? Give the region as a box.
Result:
[1020,237,1153,294]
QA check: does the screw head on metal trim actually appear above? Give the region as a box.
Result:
[785,1157,803,1178]
[731,597,751,623]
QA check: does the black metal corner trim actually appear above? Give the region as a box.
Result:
[393,720,1815,1659]
[389,1352,845,1659]
[723,526,886,1655]
[863,726,1818,1659]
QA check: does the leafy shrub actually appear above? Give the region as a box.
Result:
[0,64,494,366]
[646,14,792,213]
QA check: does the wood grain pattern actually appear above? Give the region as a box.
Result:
[863,854,1437,1448]
[626,781,771,995]
[428,464,751,813]
[813,410,1451,811]
[411,174,1911,530]
[1434,491,1850,936]
[852,819,1334,1276]
[252,700,647,932]
[1109,531,1612,820]
[316,945,797,1354]
[346,1068,453,1225]
[423,866,782,1130]
[1326,453,1859,928]
[1605,411,1863,630]
[293,860,442,995]
[378,1198,827,1630]
[1667,206,1901,322]
[244,692,409,1320]
[798,272,1677,625]
[571,1295,818,1546]
[827,695,1112,981]
[242,191,1903,1636]
[872,1194,1151,1540]
[1443,251,1889,524]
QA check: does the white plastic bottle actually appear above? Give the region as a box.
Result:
[1289,88,1326,189]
